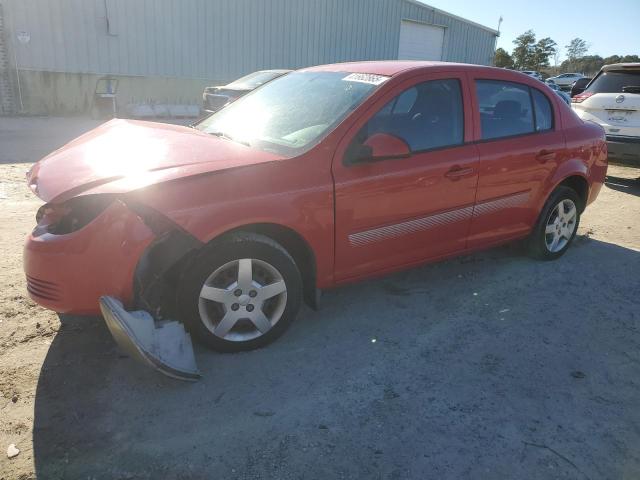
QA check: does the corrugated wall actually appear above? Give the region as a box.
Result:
[2,0,497,82]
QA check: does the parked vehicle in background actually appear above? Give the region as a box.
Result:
[547,73,584,89]
[547,82,572,105]
[24,62,607,380]
[202,69,291,113]
[521,70,543,81]
[570,77,592,97]
[572,63,640,162]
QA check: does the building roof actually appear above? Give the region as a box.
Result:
[404,0,499,35]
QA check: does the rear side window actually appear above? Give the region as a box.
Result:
[586,70,640,94]
[476,80,534,140]
[363,78,464,152]
[476,80,555,140]
[531,89,553,131]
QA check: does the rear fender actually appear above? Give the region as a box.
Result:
[540,158,589,211]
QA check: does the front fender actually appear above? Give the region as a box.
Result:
[130,160,335,288]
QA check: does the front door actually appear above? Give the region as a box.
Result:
[332,73,479,282]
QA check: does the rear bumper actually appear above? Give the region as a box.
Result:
[606,135,640,162]
[23,200,155,315]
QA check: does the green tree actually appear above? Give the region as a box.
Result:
[512,30,536,70]
[494,48,514,68]
[532,37,557,70]
[621,54,640,63]
[565,38,588,61]
[561,55,603,76]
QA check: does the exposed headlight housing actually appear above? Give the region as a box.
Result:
[36,195,116,234]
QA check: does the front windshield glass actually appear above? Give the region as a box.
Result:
[195,71,388,155]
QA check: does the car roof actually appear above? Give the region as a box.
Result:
[257,69,293,74]
[601,63,640,72]
[301,60,506,77]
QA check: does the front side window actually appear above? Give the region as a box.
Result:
[356,78,464,153]
[196,71,387,155]
[476,80,535,140]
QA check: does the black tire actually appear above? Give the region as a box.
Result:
[527,186,582,260]
[177,232,302,352]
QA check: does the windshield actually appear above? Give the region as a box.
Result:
[196,71,388,155]
[587,70,640,94]
[226,70,288,90]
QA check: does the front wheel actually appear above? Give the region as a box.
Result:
[528,186,581,260]
[177,233,302,352]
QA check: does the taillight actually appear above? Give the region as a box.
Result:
[572,92,594,103]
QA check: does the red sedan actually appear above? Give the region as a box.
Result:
[24,61,607,379]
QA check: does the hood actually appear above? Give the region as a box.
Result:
[27,119,283,203]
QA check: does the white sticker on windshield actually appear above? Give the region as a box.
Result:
[342,73,390,85]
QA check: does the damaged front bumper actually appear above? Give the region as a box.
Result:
[100,296,201,381]
[24,200,156,315]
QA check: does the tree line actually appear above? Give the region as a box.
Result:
[494,30,639,77]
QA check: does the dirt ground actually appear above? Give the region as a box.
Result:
[1,117,639,480]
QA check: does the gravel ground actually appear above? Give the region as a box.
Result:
[0,117,639,480]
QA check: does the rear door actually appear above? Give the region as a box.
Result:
[572,68,640,138]
[467,78,566,250]
[332,73,479,281]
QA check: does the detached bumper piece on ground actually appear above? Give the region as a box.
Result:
[99,296,201,381]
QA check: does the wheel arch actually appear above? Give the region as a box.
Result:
[557,174,589,211]
[203,223,320,310]
[543,158,590,213]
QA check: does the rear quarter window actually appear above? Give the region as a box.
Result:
[531,89,553,132]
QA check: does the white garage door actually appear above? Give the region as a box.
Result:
[398,20,445,61]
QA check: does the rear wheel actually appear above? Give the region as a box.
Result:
[177,233,302,352]
[528,186,581,260]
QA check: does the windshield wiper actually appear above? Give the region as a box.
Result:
[208,130,250,147]
[621,85,640,94]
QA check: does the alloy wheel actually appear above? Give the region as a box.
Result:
[544,199,577,253]
[198,258,287,342]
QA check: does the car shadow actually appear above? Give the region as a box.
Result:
[605,175,640,197]
[32,237,640,479]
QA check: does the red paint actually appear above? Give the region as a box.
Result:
[24,201,154,314]
[362,133,411,159]
[23,62,607,315]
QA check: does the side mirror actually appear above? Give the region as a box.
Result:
[348,133,411,164]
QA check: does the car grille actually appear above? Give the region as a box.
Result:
[26,275,61,301]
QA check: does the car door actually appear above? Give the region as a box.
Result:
[467,77,566,250]
[332,73,479,281]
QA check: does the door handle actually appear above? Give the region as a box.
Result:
[536,149,556,163]
[445,166,475,180]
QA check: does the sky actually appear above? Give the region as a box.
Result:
[424,0,640,63]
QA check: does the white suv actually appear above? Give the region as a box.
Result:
[572,63,640,162]
[547,73,584,89]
